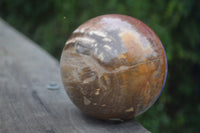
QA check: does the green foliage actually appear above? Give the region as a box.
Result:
[1,0,200,132]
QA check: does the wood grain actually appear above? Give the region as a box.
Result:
[0,18,150,133]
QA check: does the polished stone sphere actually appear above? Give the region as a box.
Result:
[60,14,167,120]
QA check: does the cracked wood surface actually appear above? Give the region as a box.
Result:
[0,18,150,133]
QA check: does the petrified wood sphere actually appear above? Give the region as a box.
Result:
[60,14,167,120]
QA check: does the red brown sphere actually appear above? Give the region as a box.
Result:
[60,14,167,120]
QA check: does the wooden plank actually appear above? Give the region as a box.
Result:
[0,18,150,133]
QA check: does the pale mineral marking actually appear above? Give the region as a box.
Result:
[98,52,104,61]
[74,37,95,43]
[101,104,106,107]
[103,45,111,50]
[125,107,134,112]
[73,28,80,33]
[95,88,100,95]
[103,38,112,42]
[80,28,86,33]
[93,43,98,47]
[83,96,91,105]
[66,36,96,46]
[88,30,106,37]
[73,28,86,34]
[83,75,96,84]
[65,39,76,45]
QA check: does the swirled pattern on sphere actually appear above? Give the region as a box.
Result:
[60,14,167,120]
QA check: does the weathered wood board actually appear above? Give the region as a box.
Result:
[0,18,150,133]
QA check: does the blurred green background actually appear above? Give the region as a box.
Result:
[0,0,199,132]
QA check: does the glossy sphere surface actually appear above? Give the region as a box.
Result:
[60,14,167,120]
